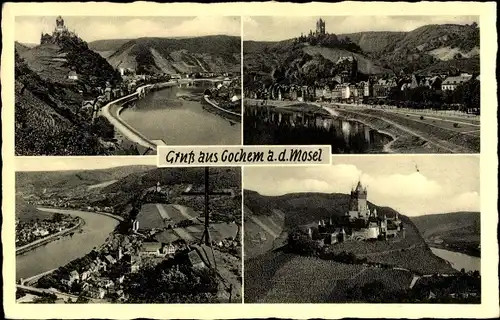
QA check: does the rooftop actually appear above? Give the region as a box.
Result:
[141,241,162,252]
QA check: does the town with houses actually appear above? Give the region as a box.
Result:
[16,215,80,248]
[17,177,242,304]
[245,18,480,114]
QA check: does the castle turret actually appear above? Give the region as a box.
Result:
[316,18,326,35]
[348,180,369,220]
[55,16,66,34]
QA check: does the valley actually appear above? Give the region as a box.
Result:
[16,166,242,303]
[243,189,481,303]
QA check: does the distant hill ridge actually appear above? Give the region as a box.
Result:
[89,35,241,75]
[411,211,480,245]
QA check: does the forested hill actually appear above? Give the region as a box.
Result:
[244,22,480,84]
[339,23,480,74]
[411,211,480,256]
[89,35,241,75]
[14,32,131,156]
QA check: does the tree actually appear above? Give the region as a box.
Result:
[52,212,64,222]
[91,116,115,140]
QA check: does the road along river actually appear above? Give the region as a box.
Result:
[120,81,241,145]
[16,208,119,280]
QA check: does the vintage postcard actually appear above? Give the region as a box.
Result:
[2,1,498,320]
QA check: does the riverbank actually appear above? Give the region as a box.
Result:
[331,105,479,153]
[321,105,397,153]
[430,247,481,273]
[16,208,120,280]
[244,98,478,153]
[102,82,177,152]
[203,95,242,123]
[16,217,84,256]
[428,243,481,258]
[119,83,241,145]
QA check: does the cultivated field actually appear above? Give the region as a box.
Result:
[136,203,201,230]
[245,251,417,303]
[244,205,287,260]
[364,246,457,275]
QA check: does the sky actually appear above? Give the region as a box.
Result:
[15,157,157,172]
[243,155,480,217]
[15,16,241,44]
[243,15,480,41]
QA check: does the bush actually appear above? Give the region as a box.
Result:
[453,123,459,128]
[420,116,424,120]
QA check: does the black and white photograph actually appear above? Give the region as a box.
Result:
[15,16,242,156]
[243,155,480,303]
[243,16,480,154]
[15,160,242,303]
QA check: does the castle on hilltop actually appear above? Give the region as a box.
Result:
[301,17,327,38]
[40,16,79,44]
[316,18,326,36]
[308,181,405,244]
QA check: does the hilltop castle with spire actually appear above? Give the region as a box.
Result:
[309,180,404,244]
[40,16,79,45]
[316,18,326,36]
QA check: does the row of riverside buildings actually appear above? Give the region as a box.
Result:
[246,71,478,104]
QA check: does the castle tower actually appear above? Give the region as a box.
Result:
[55,16,66,33]
[348,181,369,219]
[316,18,326,35]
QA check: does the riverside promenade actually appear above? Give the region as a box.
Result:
[101,82,177,151]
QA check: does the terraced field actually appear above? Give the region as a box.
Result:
[256,254,366,303]
[244,206,287,260]
[136,203,201,230]
[364,246,457,275]
[245,251,416,303]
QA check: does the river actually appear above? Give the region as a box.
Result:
[120,81,241,145]
[430,247,481,273]
[16,208,119,280]
[244,107,392,153]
